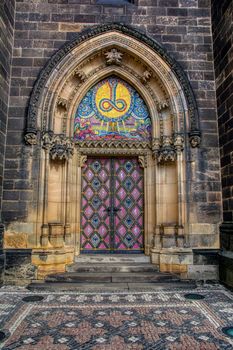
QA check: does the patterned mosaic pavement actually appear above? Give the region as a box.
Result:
[0,285,233,349]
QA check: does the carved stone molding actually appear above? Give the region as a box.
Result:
[76,139,151,150]
[42,132,74,160]
[152,134,184,164]
[25,23,201,137]
[78,149,149,157]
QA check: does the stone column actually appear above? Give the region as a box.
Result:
[174,134,185,247]
[41,134,51,247]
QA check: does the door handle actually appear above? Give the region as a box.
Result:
[113,207,121,213]
[104,207,121,215]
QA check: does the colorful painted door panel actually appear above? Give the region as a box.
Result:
[81,158,144,253]
[81,159,111,251]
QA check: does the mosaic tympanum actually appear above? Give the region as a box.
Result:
[74,77,151,141]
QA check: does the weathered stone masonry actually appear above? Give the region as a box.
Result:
[212,0,233,287]
[0,0,15,284]
[0,0,224,283]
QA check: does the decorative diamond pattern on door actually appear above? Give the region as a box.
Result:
[81,158,144,253]
[81,159,111,251]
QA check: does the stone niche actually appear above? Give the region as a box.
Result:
[8,24,219,280]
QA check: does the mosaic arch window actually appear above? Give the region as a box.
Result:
[74,77,152,141]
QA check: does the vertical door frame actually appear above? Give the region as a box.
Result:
[75,149,155,256]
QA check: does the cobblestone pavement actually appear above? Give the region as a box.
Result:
[0,285,233,349]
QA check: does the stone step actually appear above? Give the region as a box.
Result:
[28,281,196,292]
[45,272,179,284]
[75,254,151,264]
[67,263,159,273]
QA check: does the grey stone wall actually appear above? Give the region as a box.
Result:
[212,0,233,287]
[0,0,15,284]
[2,0,221,248]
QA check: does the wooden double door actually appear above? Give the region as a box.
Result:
[80,157,144,253]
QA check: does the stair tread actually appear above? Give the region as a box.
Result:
[48,272,176,277]
[28,281,195,291]
[70,263,155,265]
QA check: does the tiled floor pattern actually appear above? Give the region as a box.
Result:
[0,285,233,349]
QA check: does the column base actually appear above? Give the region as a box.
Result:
[32,246,75,279]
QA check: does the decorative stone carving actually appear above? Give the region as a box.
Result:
[57,97,68,110]
[157,100,169,111]
[42,132,74,160]
[74,69,87,82]
[189,130,201,148]
[105,48,123,65]
[77,153,87,168]
[76,140,151,150]
[25,23,201,138]
[24,132,37,145]
[141,70,152,84]
[153,134,184,164]
[42,131,53,151]
[152,138,161,158]
[50,135,74,161]
[174,133,184,154]
[138,155,148,168]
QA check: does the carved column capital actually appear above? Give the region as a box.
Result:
[50,135,74,160]
[153,134,185,164]
[42,132,74,160]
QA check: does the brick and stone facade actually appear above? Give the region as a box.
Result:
[0,0,15,284]
[212,0,233,287]
[0,0,231,284]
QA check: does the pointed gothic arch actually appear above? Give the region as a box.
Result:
[24,24,203,278]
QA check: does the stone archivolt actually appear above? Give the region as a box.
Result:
[21,24,208,279]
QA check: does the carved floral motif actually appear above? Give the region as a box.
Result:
[105,48,123,65]
[141,70,152,84]
[152,134,184,164]
[42,132,74,160]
